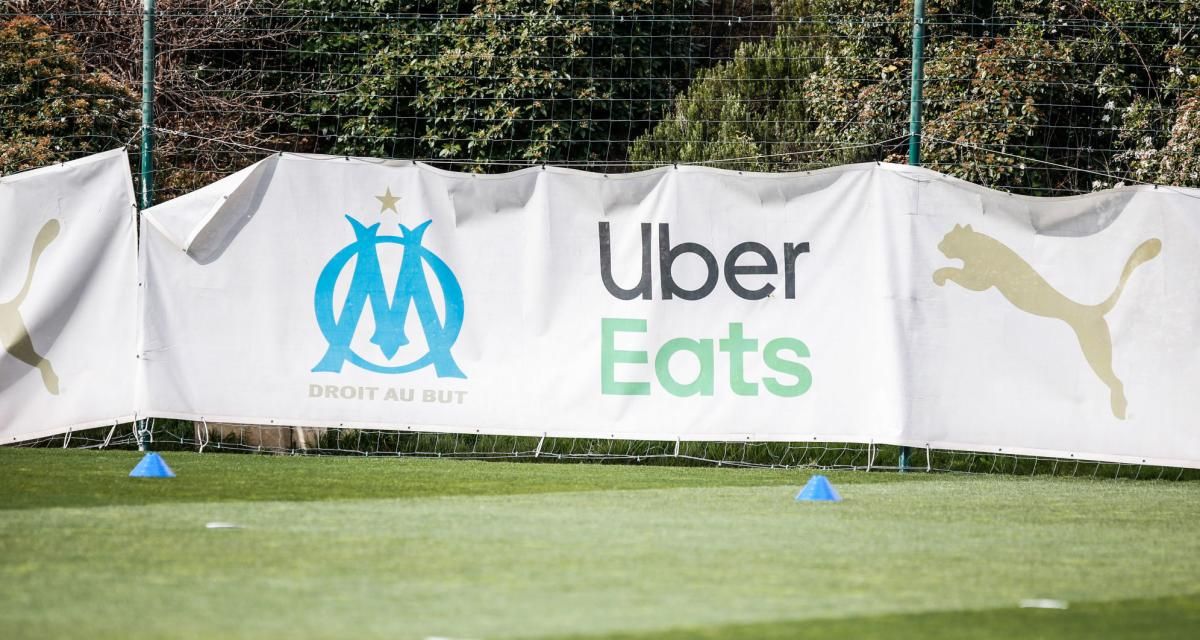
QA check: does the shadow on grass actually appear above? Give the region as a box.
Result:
[556,593,1200,640]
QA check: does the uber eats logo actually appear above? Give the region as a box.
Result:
[598,222,812,398]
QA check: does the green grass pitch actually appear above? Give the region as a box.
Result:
[2,448,1198,639]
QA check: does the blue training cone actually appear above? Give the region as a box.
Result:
[129,452,175,478]
[795,474,841,502]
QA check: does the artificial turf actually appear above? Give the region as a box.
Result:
[1,448,1197,639]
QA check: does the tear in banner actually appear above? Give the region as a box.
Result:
[1,150,138,441]
[139,155,1200,467]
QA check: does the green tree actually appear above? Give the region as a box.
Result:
[631,0,913,172]
[632,0,1200,192]
[26,1,303,199]
[628,27,823,171]
[0,16,136,174]
[289,0,708,170]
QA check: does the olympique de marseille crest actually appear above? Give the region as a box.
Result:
[312,215,465,378]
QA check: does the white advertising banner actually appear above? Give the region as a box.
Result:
[1,150,139,442]
[904,173,1200,467]
[139,154,1200,467]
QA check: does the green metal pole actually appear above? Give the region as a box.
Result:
[140,0,156,210]
[135,0,155,452]
[907,0,926,166]
[900,0,927,472]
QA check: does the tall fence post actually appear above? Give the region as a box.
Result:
[140,0,156,210]
[135,0,156,452]
[907,0,927,167]
[901,0,927,472]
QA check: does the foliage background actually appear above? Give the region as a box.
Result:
[3,1,1200,198]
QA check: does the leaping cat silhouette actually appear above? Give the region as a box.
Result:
[1,219,60,394]
[934,224,1160,419]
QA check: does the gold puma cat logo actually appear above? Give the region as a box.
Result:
[934,224,1161,419]
[1,219,60,394]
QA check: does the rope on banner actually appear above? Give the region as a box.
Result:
[196,419,210,454]
[101,421,117,449]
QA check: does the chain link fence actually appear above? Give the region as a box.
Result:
[4,1,1200,473]
[17,419,1199,479]
[7,1,1200,200]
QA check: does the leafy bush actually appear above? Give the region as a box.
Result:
[0,16,136,174]
[632,0,1200,192]
[289,0,707,170]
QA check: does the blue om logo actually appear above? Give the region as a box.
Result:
[313,216,465,377]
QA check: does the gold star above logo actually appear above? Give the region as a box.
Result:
[375,187,401,214]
